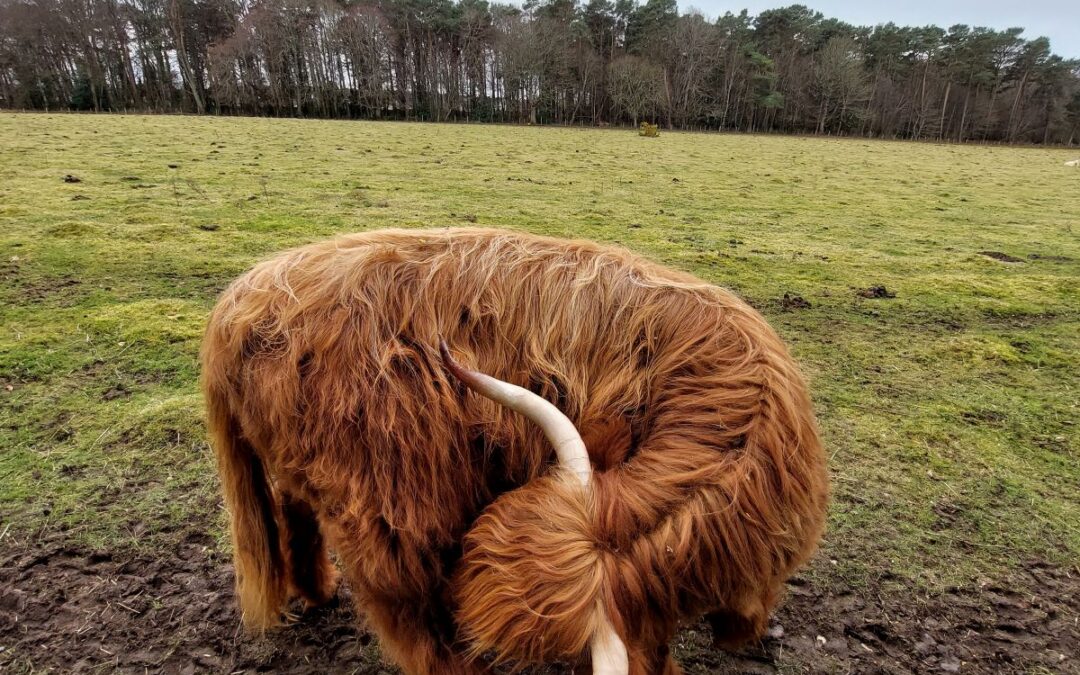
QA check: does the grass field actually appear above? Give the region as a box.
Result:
[1,113,1078,672]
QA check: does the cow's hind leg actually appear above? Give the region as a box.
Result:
[278,487,339,609]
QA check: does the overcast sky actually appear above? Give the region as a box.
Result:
[681,1,1080,58]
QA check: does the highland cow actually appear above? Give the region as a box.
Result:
[200,228,829,674]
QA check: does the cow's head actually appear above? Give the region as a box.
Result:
[440,339,629,675]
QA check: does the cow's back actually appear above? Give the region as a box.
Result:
[203,227,765,545]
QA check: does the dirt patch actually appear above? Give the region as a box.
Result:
[695,563,1079,674]
[983,310,1060,329]
[1027,253,1074,263]
[0,533,382,675]
[960,410,1006,427]
[101,385,130,401]
[2,534,1076,674]
[13,276,83,307]
[857,286,896,299]
[0,256,20,282]
[780,293,811,311]
[978,251,1024,263]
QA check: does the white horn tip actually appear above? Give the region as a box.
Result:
[590,605,629,675]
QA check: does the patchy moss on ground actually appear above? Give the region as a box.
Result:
[1,113,1077,594]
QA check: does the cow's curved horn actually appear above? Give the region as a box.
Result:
[439,339,592,487]
[439,339,629,674]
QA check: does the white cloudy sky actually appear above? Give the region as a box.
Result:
[681,0,1080,58]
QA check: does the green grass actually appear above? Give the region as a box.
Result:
[1,113,1077,592]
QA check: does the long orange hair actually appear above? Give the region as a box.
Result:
[201,228,829,673]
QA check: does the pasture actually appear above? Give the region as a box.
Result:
[1,113,1078,673]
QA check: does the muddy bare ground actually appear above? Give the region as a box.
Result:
[1,532,1077,674]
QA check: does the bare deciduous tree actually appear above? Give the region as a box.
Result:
[608,54,662,126]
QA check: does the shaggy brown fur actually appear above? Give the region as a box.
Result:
[200,228,829,674]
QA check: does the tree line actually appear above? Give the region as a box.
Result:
[1,0,1078,144]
